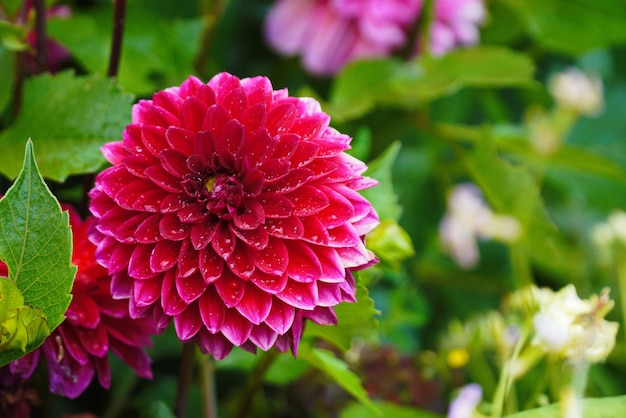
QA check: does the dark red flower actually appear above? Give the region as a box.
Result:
[1,206,156,399]
[89,73,379,359]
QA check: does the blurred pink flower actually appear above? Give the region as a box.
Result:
[88,72,379,359]
[428,0,486,55]
[264,0,420,75]
[1,206,156,399]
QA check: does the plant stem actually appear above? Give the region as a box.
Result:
[107,0,127,78]
[198,353,218,418]
[491,328,528,417]
[617,259,626,345]
[33,0,47,73]
[174,343,197,418]
[235,349,280,418]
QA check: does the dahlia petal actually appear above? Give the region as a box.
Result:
[219,86,248,119]
[175,271,207,304]
[196,331,233,360]
[198,286,226,332]
[199,247,224,283]
[76,324,109,357]
[276,280,318,310]
[315,186,354,228]
[337,240,373,268]
[234,199,265,230]
[231,224,269,250]
[327,222,360,247]
[265,216,304,240]
[160,213,192,240]
[161,269,188,316]
[235,282,272,325]
[134,213,162,243]
[290,141,320,168]
[209,72,242,95]
[291,114,329,141]
[249,324,278,351]
[109,339,153,379]
[220,310,253,346]
[315,246,346,283]
[117,180,168,212]
[304,306,338,325]
[122,124,144,153]
[181,97,209,132]
[88,189,116,218]
[165,126,195,156]
[122,154,153,178]
[266,102,296,135]
[58,326,90,366]
[266,167,314,194]
[339,271,357,302]
[111,272,133,299]
[66,295,100,329]
[116,213,151,243]
[150,240,182,272]
[240,128,274,167]
[144,164,183,193]
[212,222,236,258]
[160,193,192,214]
[178,239,199,277]
[142,105,181,129]
[214,272,246,308]
[288,185,330,216]
[271,133,300,159]
[177,203,208,223]
[153,90,184,115]
[316,282,344,307]
[194,130,217,162]
[202,104,231,137]
[107,242,135,275]
[159,148,189,178]
[96,206,131,237]
[286,241,322,283]
[179,75,203,98]
[289,310,304,355]
[241,167,264,197]
[97,165,135,199]
[190,221,217,250]
[141,125,170,156]
[273,335,290,353]
[316,132,351,156]
[250,270,288,295]
[174,302,203,340]
[255,236,288,275]
[258,158,289,182]
[129,244,159,279]
[242,76,273,108]
[226,241,255,279]
[196,84,217,106]
[95,355,112,389]
[45,344,94,399]
[304,158,338,179]
[239,102,266,131]
[133,276,161,307]
[258,192,294,218]
[102,141,130,165]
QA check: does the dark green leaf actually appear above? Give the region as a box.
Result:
[0,44,15,114]
[507,395,626,418]
[0,71,134,181]
[362,141,403,221]
[341,401,442,418]
[140,401,176,418]
[0,140,76,366]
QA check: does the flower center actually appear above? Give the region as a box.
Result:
[204,176,216,193]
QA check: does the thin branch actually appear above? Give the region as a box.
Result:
[174,342,197,418]
[107,0,127,78]
[33,0,47,73]
[198,354,218,418]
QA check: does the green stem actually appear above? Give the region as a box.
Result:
[617,259,626,345]
[234,349,280,418]
[509,243,533,289]
[491,328,529,417]
[174,343,198,418]
[198,353,218,418]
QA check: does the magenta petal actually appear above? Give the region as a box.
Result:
[160,213,192,240]
[305,306,338,325]
[249,324,278,351]
[235,282,272,325]
[150,240,181,272]
[219,87,248,119]
[265,216,304,240]
[66,295,100,329]
[288,185,330,216]
[181,97,209,132]
[300,216,330,245]
[161,269,188,316]
[258,192,294,218]
[202,104,231,137]
[218,119,245,154]
[178,239,199,278]
[250,271,288,295]
[108,243,135,276]
[276,280,318,310]
[95,355,111,389]
[220,310,253,346]
[111,272,133,299]
[327,222,360,247]
[129,245,159,279]
[211,222,236,258]
[316,282,344,307]
[271,133,300,159]
[266,168,314,194]
[97,165,135,199]
[133,276,161,307]
[159,148,189,178]
[144,164,183,193]
[196,331,233,360]
[58,326,90,366]
[234,199,264,230]
[226,241,255,279]
[240,128,273,168]
[199,247,224,283]
[286,241,322,283]
[266,102,296,135]
[174,302,203,341]
[288,310,304,355]
[134,214,162,244]
[264,299,295,335]
[175,271,208,304]
[214,271,246,308]
[109,339,153,379]
[76,324,109,357]
[165,126,194,156]
[231,224,269,250]
[198,286,226,332]
[190,221,216,250]
[254,236,288,275]
[315,186,354,228]
[116,213,150,243]
[315,247,346,283]
[239,102,266,131]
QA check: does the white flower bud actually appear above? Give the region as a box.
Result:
[549,68,604,116]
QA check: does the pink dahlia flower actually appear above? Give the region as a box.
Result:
[1,206,156,399]
[264,0,420,75]
[88,72,379,359]
[428,0,486,55]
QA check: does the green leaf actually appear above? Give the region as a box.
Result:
[0,43,15,114]
[0,140,76,366]
[362,141,403,221]
[305,284,379,351]
[299,344,380,416]
[0,71,134,181]
[48,4,205,96]
[0,21,29,51]
[367,219,415,267]
[507,395,626,418]
[505,0,626,56]
[341,401,442,418]
[140,401,176,418]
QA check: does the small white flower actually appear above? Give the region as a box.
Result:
[447,383,482,418]
[549,68,604,116]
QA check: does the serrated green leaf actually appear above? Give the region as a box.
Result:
[362,141,403,221]
[506,395,626,418]
[140,401,176,418]
[299,344,380,416]
[0,140,76,366]
[305,284,379,352]
[48,4,205,96]
[506,0,626,56]
[0,71,133,181]
[341,401,442,418]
